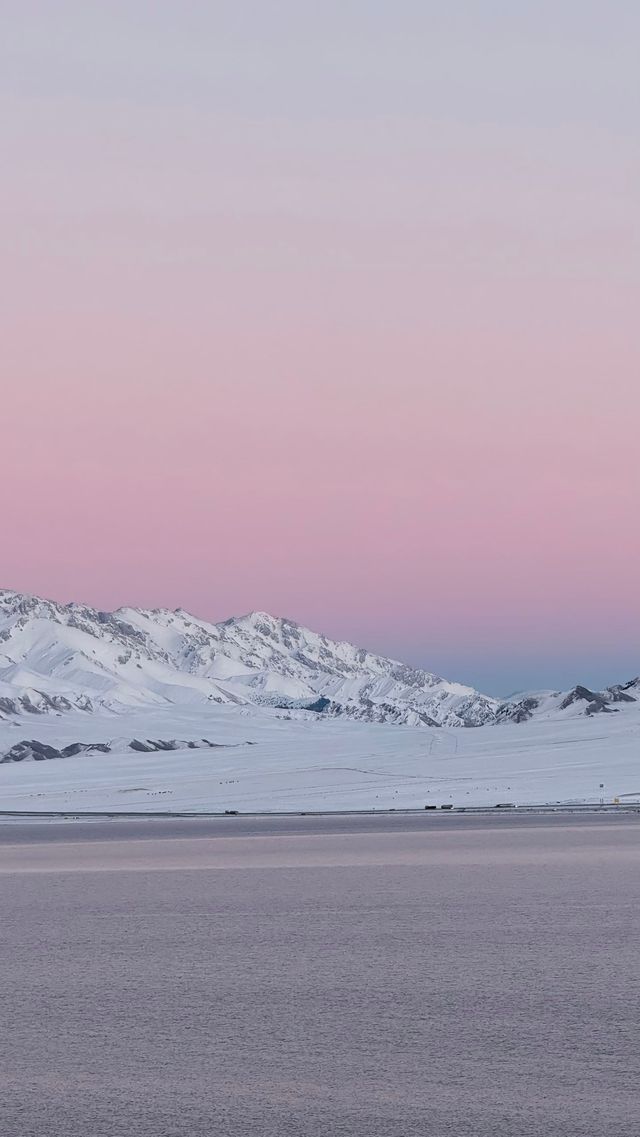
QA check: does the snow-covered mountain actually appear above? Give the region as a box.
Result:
[496,679,640,723]
[0,590,498,727]
[1,589,636,730]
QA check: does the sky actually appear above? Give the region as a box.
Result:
[1,1,638,695]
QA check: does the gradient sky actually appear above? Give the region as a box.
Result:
[2,2,639,695]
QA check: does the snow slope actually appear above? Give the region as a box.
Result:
[1,701,639,812]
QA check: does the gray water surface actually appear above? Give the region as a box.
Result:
[1,815,639,1135]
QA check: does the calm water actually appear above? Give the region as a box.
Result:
[1,815,639,1135]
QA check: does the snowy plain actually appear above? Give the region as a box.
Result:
[2,701,639,813]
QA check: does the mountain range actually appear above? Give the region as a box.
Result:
[0,589,637,729]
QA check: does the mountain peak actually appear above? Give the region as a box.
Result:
[225,611,297,630]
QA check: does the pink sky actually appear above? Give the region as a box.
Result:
[2,3,639,692]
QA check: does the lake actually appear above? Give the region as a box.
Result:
[1,813,638,1135]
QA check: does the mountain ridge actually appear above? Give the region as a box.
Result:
[0,589,636,728]
[0,589,496,726]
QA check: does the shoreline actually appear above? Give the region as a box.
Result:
[2,801,640,821]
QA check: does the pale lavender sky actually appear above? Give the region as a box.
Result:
[2,2,639,694]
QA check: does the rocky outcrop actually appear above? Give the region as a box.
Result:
[0,737,244,764]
